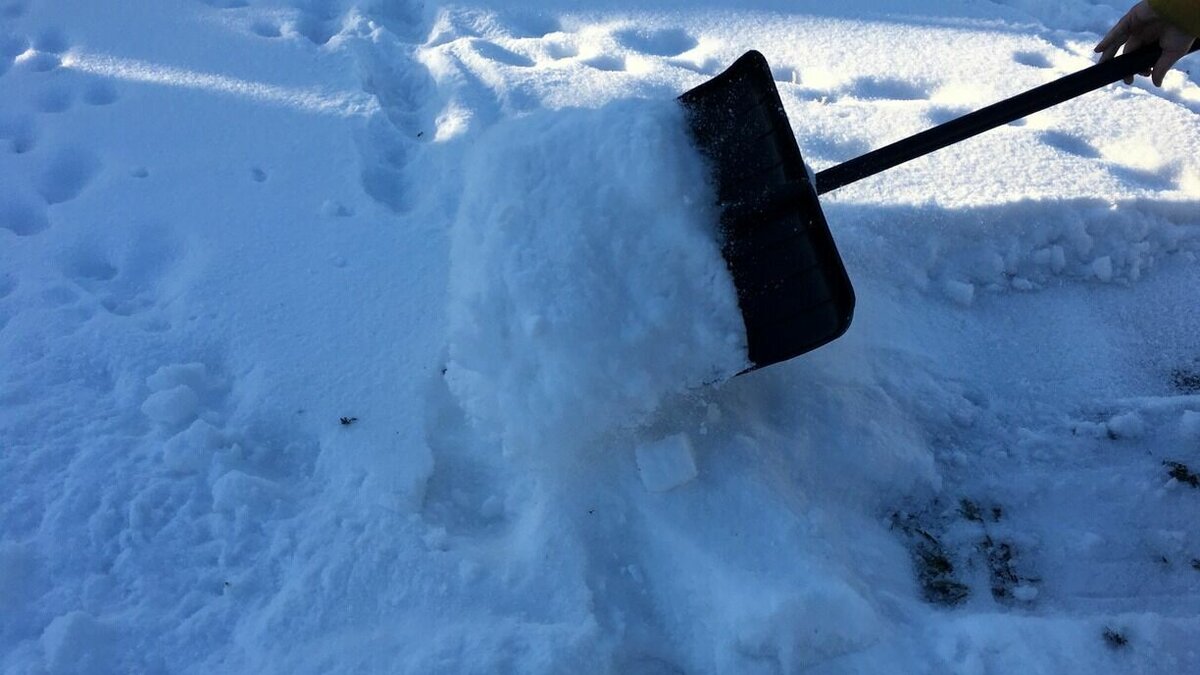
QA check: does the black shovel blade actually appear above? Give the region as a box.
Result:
[679,50,855,372]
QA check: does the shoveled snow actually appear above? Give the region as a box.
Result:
[2,0,1199,673]
[446,101,746,452]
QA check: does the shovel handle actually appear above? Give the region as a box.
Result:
[814,41,1200,195]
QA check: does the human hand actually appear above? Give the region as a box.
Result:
[1094,1,1197,86]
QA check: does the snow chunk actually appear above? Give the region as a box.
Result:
[1012,584,1039,602]
[210,470,282,513]
[635,433,698,492]
[942,279,975,307]
[161,420,224,473]
[1090,256,1114,282]
[446,101,748,450]
[146,362,211,392]
[141,384,200,428]
[1179,410,1200,439]
[1106,411,1145,440]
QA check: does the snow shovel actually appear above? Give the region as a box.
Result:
[680,43,1200,372]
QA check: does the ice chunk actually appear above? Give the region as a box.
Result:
[635,433,698,493]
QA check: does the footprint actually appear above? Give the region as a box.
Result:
[506,11,561,39]
[250,19,283,39]
[1013,51,1052,69]
[294,13,338,46]
[581,54,625,72]
[2,2,29,19]
[927,105,971,125]
[82,81,119,106]
[63,227,182,322]
[0,31,28,77]
[0,200,50,236]
[62,249,118,287]
[23,51,62,73]
[1106,164,1175,191]
[542,38,578,60]
[850,76,929,101]
[470,39,534,68]
[1039,130,1100,159]
[613,27,697,57]
[34,86,74,113]
[0,114,38,154]
[38,148,102,204]
[33,28,70,55]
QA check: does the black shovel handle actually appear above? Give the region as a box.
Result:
[814,42,1200,195]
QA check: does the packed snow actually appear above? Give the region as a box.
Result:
[2,0,1199,673]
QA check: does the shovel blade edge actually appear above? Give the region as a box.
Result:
[679,50,855,371]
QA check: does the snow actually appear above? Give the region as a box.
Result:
[2,0,1199,673]
[635,433,698,492]
[446,100,746,452]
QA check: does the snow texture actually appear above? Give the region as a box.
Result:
[2,0,1199,673]
[635,433,698,492]
[447,100,747,452]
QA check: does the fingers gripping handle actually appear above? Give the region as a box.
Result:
[814,42,1200,196]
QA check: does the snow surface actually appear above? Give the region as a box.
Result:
[2,0,1199,673]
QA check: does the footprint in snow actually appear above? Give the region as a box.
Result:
[37,147,102,205]
[581,54,625,72]
[22,51,62,72]
[2,1,29,19]
[0,31,29,77]
[541,38,579,61]
[849,75,929,101]
[505,10,561,39]
[288,0,349,46]
[1039,130,1100,159]
[250,19,283,39]
[60,227,184,331]
[470,39,535,68]
[32,28,69,54]
[0,199,50,236]
[1013,50,1053,69]
[0,115,38,154]
[926,105,971,125]
[613,27,698,57]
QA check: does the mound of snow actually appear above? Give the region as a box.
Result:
[446,100,748,451]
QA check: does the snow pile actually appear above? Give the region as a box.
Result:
[446,100,747,450]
